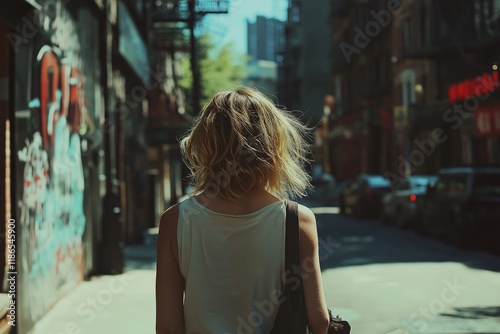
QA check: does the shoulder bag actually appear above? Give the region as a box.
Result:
[271,200,351,334]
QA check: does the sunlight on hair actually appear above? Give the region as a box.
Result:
[180,86,312,200]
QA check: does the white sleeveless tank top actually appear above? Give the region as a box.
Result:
[177,196,286,334]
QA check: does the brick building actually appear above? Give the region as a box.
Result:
[328,0,500,181]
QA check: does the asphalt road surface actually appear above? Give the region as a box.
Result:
[309,204,500,334]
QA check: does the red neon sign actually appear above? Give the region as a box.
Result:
[448,71,499,103]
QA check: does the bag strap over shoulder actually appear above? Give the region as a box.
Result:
[285,200,305,314]
[285,200,299,271]
[283,201,351,334]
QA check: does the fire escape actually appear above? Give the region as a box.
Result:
[146,0,229,211]
[150,0,229,118]
[146,0,229,143]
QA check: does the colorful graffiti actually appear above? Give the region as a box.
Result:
[16,2,88,329]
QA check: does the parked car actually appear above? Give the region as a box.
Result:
[418,167,500,247]
[381,175,438,229]
[339,174,391,219]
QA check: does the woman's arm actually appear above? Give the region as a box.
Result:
[298,204,330,334]
[156,204,186,334]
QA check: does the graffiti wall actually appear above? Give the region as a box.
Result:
[14,2,90,332]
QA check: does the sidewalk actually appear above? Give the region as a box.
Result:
[28,232,158,334]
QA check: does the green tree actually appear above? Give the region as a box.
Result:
[180,34,247,114]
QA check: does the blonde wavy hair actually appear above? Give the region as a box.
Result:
[180,86,312,200]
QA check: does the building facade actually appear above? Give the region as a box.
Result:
[0,0,186,332]
[247,15,284,62]
[391,0,500,178]
[1,1,110,332]
[280,0,331,125]
[328,0,393,180]
[327,0,500,182]
[279,0,332,176]
[246,15,284,97]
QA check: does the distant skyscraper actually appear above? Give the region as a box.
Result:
[247,15,284,62]
[279,0,331,124]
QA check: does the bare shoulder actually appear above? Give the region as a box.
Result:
[160,203,181,223]
[158,203,181,238]
[297,204,318,247]
[298,204,317,228]
[157,203,182,266]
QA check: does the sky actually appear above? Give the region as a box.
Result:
[200,0,287,56]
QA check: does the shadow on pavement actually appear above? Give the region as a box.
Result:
[126,197,500,275]
[298,199,500,274]
[442,306,500,319]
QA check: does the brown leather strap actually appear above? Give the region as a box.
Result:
[285,200,301,313]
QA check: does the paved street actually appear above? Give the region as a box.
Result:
[309,203,500,334]
[29,200,500,334]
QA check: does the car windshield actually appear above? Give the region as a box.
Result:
[473,174,500,197]
[366,176,390,188]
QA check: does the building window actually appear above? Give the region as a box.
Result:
[290,2,300,23]
[484,0,500,35]
[401,70,416,106]
[403,81,410,106]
